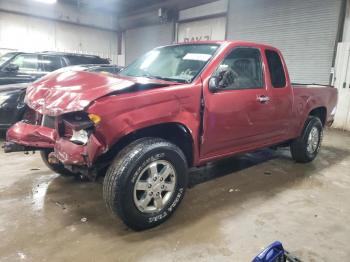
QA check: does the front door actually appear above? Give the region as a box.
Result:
[201,47,280,158]
[0,54,42,85]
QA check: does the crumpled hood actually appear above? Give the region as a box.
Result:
[25,68,171,116]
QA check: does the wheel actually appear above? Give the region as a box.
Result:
[290,116,323,163]
[40,149,76,177]
[103,137,188,231]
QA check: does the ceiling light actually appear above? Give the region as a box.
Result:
[33,0,57,4]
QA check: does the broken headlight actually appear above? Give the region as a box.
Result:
[60,112,101,145]
[70,129,89,145]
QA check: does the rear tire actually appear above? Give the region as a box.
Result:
[40,149,76,177]
[103,137,188,231]
[290,116,323,163]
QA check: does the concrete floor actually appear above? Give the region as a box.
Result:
[0,129,350,261]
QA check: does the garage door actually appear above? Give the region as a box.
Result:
[125,23,174,65]
[177,16,226,43]
[227,0,342,85]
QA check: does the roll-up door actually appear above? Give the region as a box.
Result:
[227,0,342,84]
[125,23,174,65]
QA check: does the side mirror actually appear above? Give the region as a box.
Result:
[5,63,19,72]
[209,69,236,92]
[208,76,219,92]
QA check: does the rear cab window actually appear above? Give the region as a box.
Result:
[265,50,286,88]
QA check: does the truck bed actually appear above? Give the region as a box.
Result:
[291,83,337,128]
[292,83,334,88]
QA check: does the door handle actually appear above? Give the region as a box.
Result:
[257,95,270,103]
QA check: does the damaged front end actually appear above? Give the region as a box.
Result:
[4,69,176,179]
[51,111,105,167]
[5,108,106,179]
[4,69,129,177]
[3,108,56,153]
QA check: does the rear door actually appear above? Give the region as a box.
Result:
[39,55,65,73]
[201,46,282,158]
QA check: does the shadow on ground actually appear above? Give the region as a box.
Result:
[29,143,349,243]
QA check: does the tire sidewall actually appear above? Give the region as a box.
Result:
[115,143,187,229]
[303,117,323,161]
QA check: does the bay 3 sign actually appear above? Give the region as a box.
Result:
[177,17,226,42]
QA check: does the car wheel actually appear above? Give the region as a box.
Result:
[103,137,188,231]
[40,149,76,177]
[290,116,323,163]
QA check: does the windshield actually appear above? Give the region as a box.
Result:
[120,44,219,83]
[0,52,17,67]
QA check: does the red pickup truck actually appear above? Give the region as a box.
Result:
[4,41,338,230]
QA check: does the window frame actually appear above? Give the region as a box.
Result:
[10,53,40,73]
[39,55,64,73]
[119,43,222,84]
[210,46,266,92]
[264,49,287,88]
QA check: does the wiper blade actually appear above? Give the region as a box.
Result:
[139,71,186,83]
[149,75,186,83]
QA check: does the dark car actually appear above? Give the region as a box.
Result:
[0,52,22,66]
[0,64,122,130]
[0,52,110,85]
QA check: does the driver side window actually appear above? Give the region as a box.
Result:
[11,54,39,73]
[213,47,263,90]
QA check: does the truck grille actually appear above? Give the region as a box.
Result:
[41,115,56,128]
[22,107,42,125]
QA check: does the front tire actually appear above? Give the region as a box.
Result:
[103,137,188,231]
[290,116,323,163]
[40,149,76,177]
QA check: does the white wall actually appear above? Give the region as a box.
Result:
[343,0,350,42]
[0,0,117,31]
[0,12,120,64]
[125,23,174,65]
[178,0,228,21]
[177,17,226,42]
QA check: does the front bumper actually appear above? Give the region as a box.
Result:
[52,134,104,166]
[5,122,56,149]
[5,121,105,167]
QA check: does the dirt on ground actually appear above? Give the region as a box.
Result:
[0,129,349,261]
